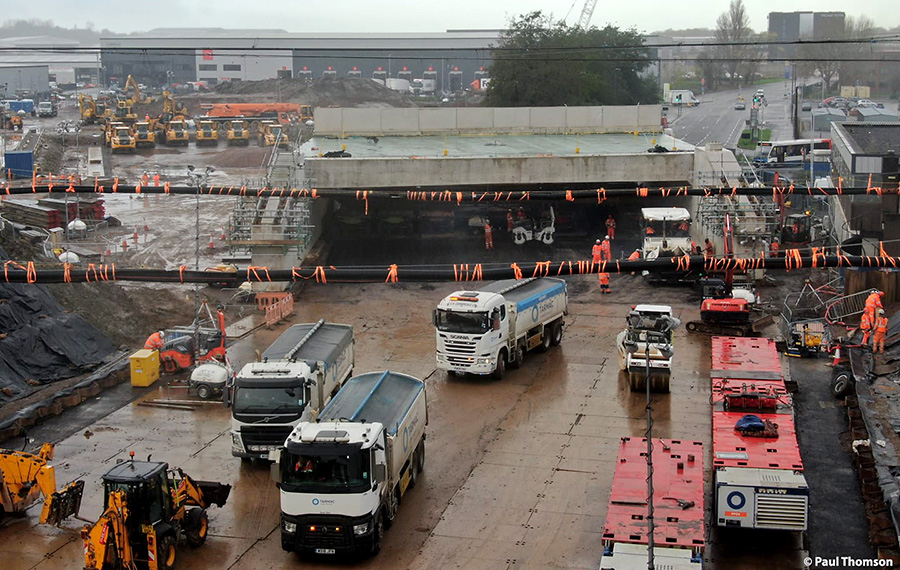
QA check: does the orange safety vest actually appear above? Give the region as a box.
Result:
[144,331,163,350]
[628,250,641,262]
[705,243,715,256]
[866,293,883,314]
[875,316,888,335]
[592,244,603,259]
[484,224,492,237]
[599,272,610,285]
[600,241,611,257]
[860,311,873,331]
[606,218,616,229]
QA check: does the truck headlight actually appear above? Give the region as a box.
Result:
[353,522,371,536]
[283,521,297,534]
[231,432,242,451]
[476,357,494,366]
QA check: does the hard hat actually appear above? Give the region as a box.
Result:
[596,239,601,244]
[605,235,610,240]
[878,308,885,315]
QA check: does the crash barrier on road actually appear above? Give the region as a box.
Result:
[258,292,294,327]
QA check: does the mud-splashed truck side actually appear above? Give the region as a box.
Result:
[434,277,568,380]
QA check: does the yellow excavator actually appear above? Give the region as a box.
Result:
[78,93,111,125]
[0,442,84,525]
[161,90,189,123]
[82,454,230,570]
[123,75,153,106]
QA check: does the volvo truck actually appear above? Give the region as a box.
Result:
[434,277,568,379]
[272,371,427,556]
[230,320,354,460]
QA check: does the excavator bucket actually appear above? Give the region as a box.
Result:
[41,479,85,526]
[196,480,231,508]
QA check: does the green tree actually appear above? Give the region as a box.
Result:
[485,11,658,107]
[714,0,755,85]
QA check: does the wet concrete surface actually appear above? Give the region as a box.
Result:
[0,268,822,569]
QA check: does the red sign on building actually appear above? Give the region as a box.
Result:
[202,49,213,60]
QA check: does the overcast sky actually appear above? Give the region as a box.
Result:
[8,0,899,35]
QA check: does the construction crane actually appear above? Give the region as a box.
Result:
[576,0,598,30]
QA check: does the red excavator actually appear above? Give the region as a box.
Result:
[686,215,769,336]
[146,302,227,374]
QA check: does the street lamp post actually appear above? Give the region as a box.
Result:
[624,314,677,570]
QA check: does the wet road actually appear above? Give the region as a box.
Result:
[1,271,816,569]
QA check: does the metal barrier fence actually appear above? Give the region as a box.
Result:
[825,289,873,325]
[257,292,294,327]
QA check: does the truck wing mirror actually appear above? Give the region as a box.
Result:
[374,463,386,483]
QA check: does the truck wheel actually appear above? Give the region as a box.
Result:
[158,534,177,570]
[538,329,552,353]
[831,368,854,398]
[383,488,400,529]
[196,384,212,400]
[509,343,524,369]
[409,454,419,488]
[550,321,563,346]
[416,441,425,473]
[492,351,506,380]
[185,508,209,547]
[369,517,383,556]
[686,322,699,332]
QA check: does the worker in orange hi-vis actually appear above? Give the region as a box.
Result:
[600,235,612,262]
[605,215,617,239]
[628,248,641,275]
[484,221,493,250]
[865,290,885,326]
[873,309,889,353]
[144,330,164,351]
[704,238,715,256]
[506,209,514,232]
[592,239,603,264]
[141,171,150,186]
[860,309,874,345]
[770,239,780,258]
[153,172,161,187]
[598,271,610,294]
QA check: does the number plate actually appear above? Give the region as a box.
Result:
[314,548,336,555]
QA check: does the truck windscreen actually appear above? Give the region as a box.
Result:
[435,309,488,334]
[233,386,305,414]
[282,452,370,494]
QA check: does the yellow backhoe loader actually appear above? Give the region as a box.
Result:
[0,442,84,525]
[82,454,230,570]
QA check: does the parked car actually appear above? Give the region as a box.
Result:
[855,99,883,108]
[801,101,812,111]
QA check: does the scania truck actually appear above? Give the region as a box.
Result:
[230,320,354,460]
[434,277,568,379]
[272,370,427,556]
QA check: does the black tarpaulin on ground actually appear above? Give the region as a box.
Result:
[0,248,116,405]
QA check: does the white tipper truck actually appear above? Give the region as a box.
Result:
[230,320,354,460]
[271,370,427,556]
[434,277,568,379]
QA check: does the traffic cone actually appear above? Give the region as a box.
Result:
[831,344,841,367]
[208,234,215,249]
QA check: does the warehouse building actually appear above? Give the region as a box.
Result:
[100,29,497,93]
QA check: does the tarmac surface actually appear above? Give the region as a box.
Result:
[0,264,824,570]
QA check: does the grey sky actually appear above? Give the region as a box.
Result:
[6,0,898,35]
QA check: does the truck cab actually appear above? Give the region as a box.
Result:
[195,120,219,145]
[37,101,57,117]
[226,120,250,146]
[641,207,693,259]
[110,126,136,153]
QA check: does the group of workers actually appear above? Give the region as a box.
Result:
[860,290,890,354]
[485,208,532,249]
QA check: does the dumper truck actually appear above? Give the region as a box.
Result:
[434,277,568,379]
[271,370,427,556]
[230,320,354,461]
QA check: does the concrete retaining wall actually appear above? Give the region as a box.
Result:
[307,152,693,189]
[314,105,663,136]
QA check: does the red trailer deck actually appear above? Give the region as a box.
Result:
[600,437,704,568]
[710,336,808,531]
